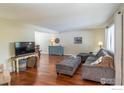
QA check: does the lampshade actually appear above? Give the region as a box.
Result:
[50,38,55,46]
[50,39,54,42]
[98,42,103,46]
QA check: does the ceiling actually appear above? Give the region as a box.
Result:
[0,3,120,32]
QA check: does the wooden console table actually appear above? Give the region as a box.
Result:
[11,54,36,73]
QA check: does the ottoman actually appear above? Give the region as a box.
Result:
[56,56,81,76]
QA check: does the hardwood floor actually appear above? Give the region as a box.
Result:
[11,54,101,85]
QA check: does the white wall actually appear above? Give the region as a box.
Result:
[0,19,35,70]
[114,11,123,85]
[118,4,124,85]
[35,31,60,54]
[60,29,105,55]
[0,18,59,71]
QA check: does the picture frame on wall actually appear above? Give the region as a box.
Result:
[74,37,82,44]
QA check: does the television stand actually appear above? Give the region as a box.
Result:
[11,53,37,73]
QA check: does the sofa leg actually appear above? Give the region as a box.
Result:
[69,75,73,78]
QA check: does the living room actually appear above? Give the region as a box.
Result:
[35,28,104,55]
[0,3,124,87]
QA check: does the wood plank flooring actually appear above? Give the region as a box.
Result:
[11,54,101,85]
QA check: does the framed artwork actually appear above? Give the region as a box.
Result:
[74,37,82,44]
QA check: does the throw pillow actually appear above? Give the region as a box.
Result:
[96,55,114,69]
[71,55,77,58]
[91,56,103,65]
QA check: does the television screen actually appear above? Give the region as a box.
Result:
[15,42,35,56]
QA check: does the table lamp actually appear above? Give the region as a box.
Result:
[50,38,55,46]
[98,41,103,49]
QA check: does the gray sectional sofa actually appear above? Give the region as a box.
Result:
[82,49,115,84]
[56,48,115,84]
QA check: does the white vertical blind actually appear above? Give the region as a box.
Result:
[105,24,115,53]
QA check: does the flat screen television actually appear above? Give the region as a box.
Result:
[14,42,35,56]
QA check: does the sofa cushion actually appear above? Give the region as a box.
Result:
[96,49,103,58]
[97,50,105,58]
[96,49,112,58]
[84,56,97,64]
[84,49,114,67]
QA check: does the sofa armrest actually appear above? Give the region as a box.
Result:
[82,64,115,79]
[82,64,113,70]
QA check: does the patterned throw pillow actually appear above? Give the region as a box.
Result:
[96,56,114,69]
[91,56,103,65]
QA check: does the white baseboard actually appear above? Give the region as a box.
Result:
[64,53,77,56]
[41,52,78,56]
[41,52,48,54]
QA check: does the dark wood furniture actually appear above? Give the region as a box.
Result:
[77,53,92,63]
[35,45,41,58]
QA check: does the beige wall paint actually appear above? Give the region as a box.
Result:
[0,18,105,71]
[92,30,105,51]
[60,29,105,55]
[0,19,35,71]
[34,29,105,55]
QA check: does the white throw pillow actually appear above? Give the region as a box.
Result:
[91,56,103,65]
[71,55,77,58]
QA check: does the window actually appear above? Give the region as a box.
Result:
[105,24,115,52]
